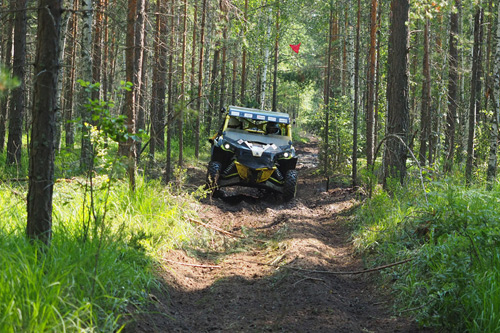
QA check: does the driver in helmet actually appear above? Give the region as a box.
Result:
[266,122,281,135]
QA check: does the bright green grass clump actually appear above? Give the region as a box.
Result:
[0,178,199,332]
[353,179,500,332]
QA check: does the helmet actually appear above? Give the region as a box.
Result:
[266,122,280,135]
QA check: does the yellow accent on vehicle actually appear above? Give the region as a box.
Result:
[235,162,251,181]
[235,162,276,183]
[257,167,276,183]
[222,115,231,131]
[286,124,292,139]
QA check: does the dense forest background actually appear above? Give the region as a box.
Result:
[1,0,499,188]
[1,0,500,331]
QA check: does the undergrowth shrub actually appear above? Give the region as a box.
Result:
[0,178,199,332]
[353,179,500,331]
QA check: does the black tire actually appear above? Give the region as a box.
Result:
[206,161,222,195]
[283,169,298,201]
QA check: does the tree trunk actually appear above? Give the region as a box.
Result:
[150,0,168,157]
[260,6,272,109]
[165,0,176,184]
[102,0,109,99]
[0,3,14,153]
[352,0,361,186]
[418,18,431,166]
[178,0,188,167]
[218,1,228,124]
[366,0,377,167]
[444,0,459,173]
[195,0,207,158]
[483,0,494,113]
[240,0,248,104]
[123,0,139,190]
[207,47,219,137]
[271,1,279,112]
[136,30,147,162]
[232,57,237,105]
[255,65,262,107]
[63,0,79,149]
[323,4,335,181]
[6,0,28,166]
[341,6,348,97]
[133,0,146,163]
[92,0,104,102]
[190,1,198,106]
[486,3,500,189]
[465,7,484,185]
[54,9,70,152]
[383,0,410,188]
[374,2,382,149]
[79,0,93,169]
[27,0,62,246]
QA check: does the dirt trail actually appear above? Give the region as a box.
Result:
[126,141,423,332]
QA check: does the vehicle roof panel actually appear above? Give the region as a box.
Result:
[228,105,290,124]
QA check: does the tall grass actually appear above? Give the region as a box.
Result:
[0,177,199,331]
[353,178,500,331]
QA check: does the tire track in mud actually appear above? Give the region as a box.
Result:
[125,140,426,333]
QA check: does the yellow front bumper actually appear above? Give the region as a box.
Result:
[235,161,276,183]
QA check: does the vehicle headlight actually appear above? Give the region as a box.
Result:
[221,141,234,152]
[279,151,292,159]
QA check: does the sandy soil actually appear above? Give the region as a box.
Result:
[125,140,427,333]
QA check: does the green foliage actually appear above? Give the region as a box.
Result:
[0,80,202,331]
[0,177,198,331]
[304,96,353,175]
[353,179,500,331]
[78,80,144,144]
[0,66,19,96]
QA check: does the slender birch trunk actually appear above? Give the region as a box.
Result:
[418,18,431,166]
[260,6,272,109]
[79,0,93,169]
[465,7,483,185]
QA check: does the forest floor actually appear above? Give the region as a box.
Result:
[125,139,428,332]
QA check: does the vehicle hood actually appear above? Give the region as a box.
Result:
[221,129,294,169]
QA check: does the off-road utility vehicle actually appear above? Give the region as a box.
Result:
[206,106,298,201]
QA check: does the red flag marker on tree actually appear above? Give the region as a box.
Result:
[289,43,301,54]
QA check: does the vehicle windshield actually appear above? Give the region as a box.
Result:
[223,128,291,146]
[226,116,288,136]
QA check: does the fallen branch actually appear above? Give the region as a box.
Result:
[293,276,326,287]
[188,218,243,238]
[162,258,221,269]
[285,258,415,275]
[188,218,266,243]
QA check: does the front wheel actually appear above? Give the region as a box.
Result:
[206,161,222,195]
[283,169,298,201]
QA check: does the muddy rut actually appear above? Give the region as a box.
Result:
[126,141,423,333]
